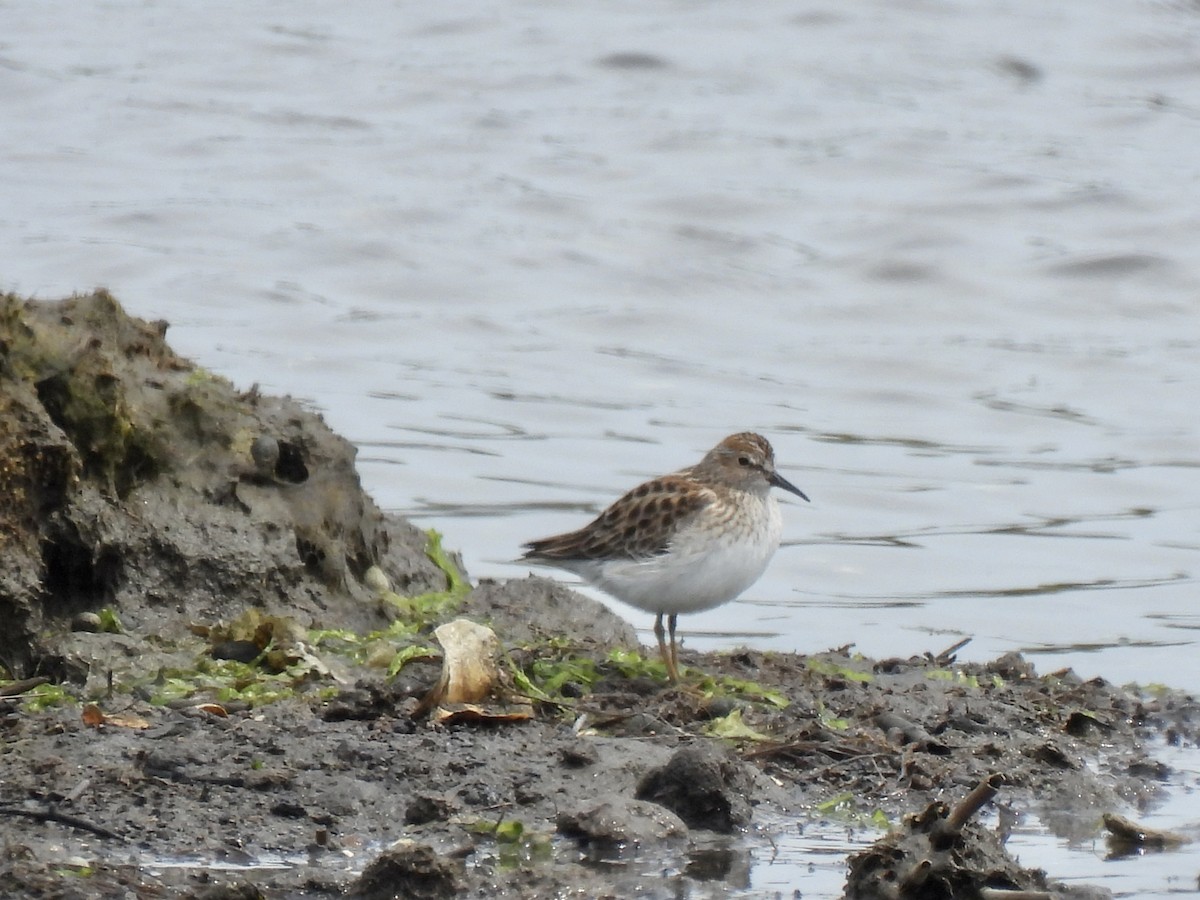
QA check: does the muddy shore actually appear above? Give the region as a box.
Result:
[2,292,1197,899]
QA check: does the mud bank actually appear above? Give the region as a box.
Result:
[1,292,1197,899]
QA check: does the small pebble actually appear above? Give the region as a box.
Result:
[70,612,103,633]
[363,565,391,595]
[251,434,280,476]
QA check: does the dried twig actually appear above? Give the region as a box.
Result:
[742,739,873,763]
[932,636,972,665]
[0,676,51,698]
[0,805,121,840]
[944,773,1004,834]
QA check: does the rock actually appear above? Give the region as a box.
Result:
[987,652,1037,681]
[559,743,599,768]
[556,795,688,847]
[405,794,456,826]
[211,640,262,663]
[350,843,463,900]
[249,434,279,478]
[69,612,103,633]
[635,743,754,833]
[701,696,741,720]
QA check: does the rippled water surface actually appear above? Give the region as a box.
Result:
[4,2,1200,893]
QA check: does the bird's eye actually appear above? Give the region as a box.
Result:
[738,456,752,467]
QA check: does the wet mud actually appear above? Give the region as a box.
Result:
[1,293,1197,898]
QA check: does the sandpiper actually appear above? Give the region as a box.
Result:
[521,432,808,682]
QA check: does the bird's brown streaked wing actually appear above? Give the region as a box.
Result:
[522,475,713,561]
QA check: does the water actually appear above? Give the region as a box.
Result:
[998,742,1200,898]
[3,2,1200,894]
[128,784,1200,898]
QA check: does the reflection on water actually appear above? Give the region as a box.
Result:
[739,819,872,898]
[1148,613,1200,633]
[1016,637,1193,657]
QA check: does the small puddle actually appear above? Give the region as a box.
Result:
[144,854,296,873]
[735,818,873,897]
[141,846,365,879]
[132,742,1198,897]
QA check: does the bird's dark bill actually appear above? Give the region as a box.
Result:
[769,471,809,501]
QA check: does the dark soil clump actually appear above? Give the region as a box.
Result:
[635,743,755,833]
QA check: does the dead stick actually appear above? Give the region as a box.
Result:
[0,806,121,840]
[64,777,93,805]
[743,739,871,762]
[945,773,1004,834]
[0,676,51,698]
[933,636,972,664]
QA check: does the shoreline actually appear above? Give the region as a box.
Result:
[1,291,1195,898]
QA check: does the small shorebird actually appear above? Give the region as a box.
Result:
[521,433,808,682]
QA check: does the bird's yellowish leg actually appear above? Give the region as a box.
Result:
[653,613,679,682]
[668,613,682,681]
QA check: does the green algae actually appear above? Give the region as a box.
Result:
[140,656,342,708]
[466,817,553,870]
[926,668,981,687]
[96,608,123,634]
[19,682,74,712]
[816,700,850,731]
[312,530,470,679]
[814,791,891,829]
[507,643,791,713]
[370,530,470,631]
[707,708,772,742]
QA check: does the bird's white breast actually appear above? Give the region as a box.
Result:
[578,493,784,615]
